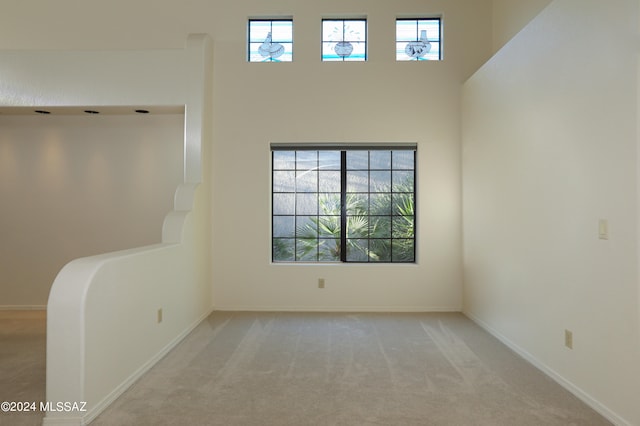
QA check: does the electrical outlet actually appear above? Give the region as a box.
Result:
[598,219,609,240]
[564,329,573,349]
[318,278,325,289]
[157,308,163,324]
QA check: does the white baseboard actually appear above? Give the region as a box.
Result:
[463,310,631,426]
[0,305,47,310]
[42,306,214,426]
[41,416,83,426]
[212,305,462,313]
[83,306,214,424]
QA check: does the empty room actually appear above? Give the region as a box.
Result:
[1,0,639,425]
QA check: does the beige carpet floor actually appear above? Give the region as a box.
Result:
[0,310,46,426]
[1,311,612,426]
[89,312,610,426]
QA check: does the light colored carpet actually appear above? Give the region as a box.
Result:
[88,312,610,426]
[0,310,46,426]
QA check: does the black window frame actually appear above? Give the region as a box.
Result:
[272,143,416,263]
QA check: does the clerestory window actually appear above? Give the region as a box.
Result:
[272,144,416,263]
[321,19,367,61]
[248,19,293,62]
[396,18,441,61]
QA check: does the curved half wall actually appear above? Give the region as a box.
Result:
[0,34,213,425]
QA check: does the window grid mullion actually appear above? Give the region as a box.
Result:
[315,151,320,262]
[389,150,394,262]
[340,151,347,262]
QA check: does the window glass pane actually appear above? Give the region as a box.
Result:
[393,216,414,239]
[322,44,341,62]
[273,239,295,261]
[271,21,293,41]
[297,238,318,261]
[273,193,295,215]
[346,239,369,261]
[396,18,441,62]
[392,239,415,262]
[345,21,366,41]
[396,20,417,41]
[319,239,341,261]
[319,171,341,192]
[273,171,295,192]
[392,151,414,169]
[249,19,293,62]
[249,21,272,42]
[347,171,368,193]
[317,216,341,238]
[296,194,318,215]
[370,151,391,169]
[273,216,295,237]
[370,193,391,215]
[296,170,317,192]
[369,239,392,262]
[319,151,341,170]
[347,215,369,238]
[273,151,296,170]
[318,193,341,215]
[346,151,368,169]
[370,171,391,192]
[344,43,366,61]
[296,216,317,236]
[392,193,415,216]
[296,151,317,170]
[418,20,440,44]
[371,217,392,238]
[346,193,369,215]
[322,21,344,42]
[392,171,414,192]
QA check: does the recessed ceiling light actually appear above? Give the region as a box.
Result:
[135,109,150,114]
[34,110,51,114]
[84,110,100,114]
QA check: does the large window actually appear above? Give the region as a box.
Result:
[248,19,293,62]
[272,144,416,263]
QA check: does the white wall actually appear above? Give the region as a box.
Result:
[0,113,183,307]
[210,0,493,310]
[0,0,494,312]
[491,0,552,53]
[463,0,640,424]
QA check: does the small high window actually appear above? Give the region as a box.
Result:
[248,19,293,62]
[322,19,367,62]
[396,18,441,61]
[272,144,416,263]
